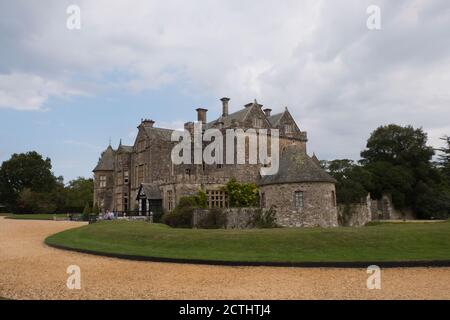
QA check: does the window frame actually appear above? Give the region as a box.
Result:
[294,190,304,209]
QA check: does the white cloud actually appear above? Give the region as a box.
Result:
[0,72,83,111]
[1,0,449,158]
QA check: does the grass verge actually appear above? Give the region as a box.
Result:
[45,220,450,264]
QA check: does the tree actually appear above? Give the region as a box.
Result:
[361,124,434,170]
[437,136,450,182]
[361,125,449,218]
[0,151,56,210]
[324,159,373,204]
[64,177,94,212]
[16,188,57,214]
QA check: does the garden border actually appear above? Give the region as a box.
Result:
[45,241,450,268]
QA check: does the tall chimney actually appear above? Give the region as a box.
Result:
[220,97,230,117]
[196,108,208,124]
[141,119,155,127]
[263,108,272,117]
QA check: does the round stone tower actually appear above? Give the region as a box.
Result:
[259,144,338,227]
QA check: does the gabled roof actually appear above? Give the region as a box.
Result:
[137,183,162,200]
[117,143,133,153]
[259,144,336,185]
[143,126,174,141]
[206,100,269,129]
[206,106,250,129]
[267,112,284,127]
[93,145,115,172]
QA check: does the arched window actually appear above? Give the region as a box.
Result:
[294,191,304,209]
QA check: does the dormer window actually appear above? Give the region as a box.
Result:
[285,124,294,133]
[253,118,263,128]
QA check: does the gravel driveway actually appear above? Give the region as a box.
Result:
[0,217,449,300]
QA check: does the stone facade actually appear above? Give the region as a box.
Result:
[93,97,337,227]
[260,183,338,227]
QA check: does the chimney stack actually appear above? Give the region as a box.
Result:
[196,108,208,124]
[263,108,272,117]
[141,119,155,127]
[220,97,230,117]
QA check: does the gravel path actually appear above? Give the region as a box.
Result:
[0,217,449,300]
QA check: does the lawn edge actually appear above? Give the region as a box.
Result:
[44,240,450,268]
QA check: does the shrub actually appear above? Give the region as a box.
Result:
[82,202,91,221]
[15,188,57,214]
[223,179,259,207]
[251,207,277,228]
[161,190,208,228]
[92,203,100,215]
[197,208,227,229]
[162,205,193,228]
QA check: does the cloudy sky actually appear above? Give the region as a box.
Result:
[0,0,449,181]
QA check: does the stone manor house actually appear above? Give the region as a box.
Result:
[93,98,338,227]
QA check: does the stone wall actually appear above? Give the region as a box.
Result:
[193,207,271,229]
[260,182,338,227]
[337,200,372,227]
[370,194,415,220]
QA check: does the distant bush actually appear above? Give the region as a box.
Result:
[162,204,193,228]
[197,208,227,229]
[82,203,91,221]
[15,188,57,214]
[162,191,208,228]
[251,207,277,228]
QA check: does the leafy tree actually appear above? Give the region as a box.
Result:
[324,159,373,204]
[223,179,259,207]
[65,177,94,212]
[437,136,450,182]
[0,151,56,209]
[361,125,448,218]
[16,188,57,214]
[361,124,434,170]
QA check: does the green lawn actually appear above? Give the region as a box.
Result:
[45,220,450,263]
[5,213,74,220]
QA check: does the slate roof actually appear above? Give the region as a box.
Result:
[118,144,133,153]
[259,144,336,185]
[93,145,115,172]
[206,106,252,129]
[139,183,162,200]
[267,112,284,127]
[144,127,174,141]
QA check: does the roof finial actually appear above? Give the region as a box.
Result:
[254,99,258,105]
[108,137,111,146]
[119,138,122,146]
